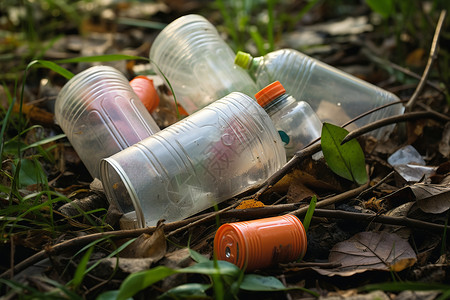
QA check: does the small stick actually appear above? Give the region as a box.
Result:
[312,209,448,232]
[405,10,447,109]
[288,182,370,216]
[341,110,450,145]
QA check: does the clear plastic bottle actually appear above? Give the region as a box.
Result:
[55,66,160,179]
[100,92,286,228]
[255,81,322,160]
[149,14,259,114]
[235,49,404,140]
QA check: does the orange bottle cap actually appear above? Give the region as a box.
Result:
[130,76,160,113]
[254,81,286,107]
[214,214,307,271]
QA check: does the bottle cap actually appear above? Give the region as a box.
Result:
[234,51,253,69]
[129,76,160,113]
[214,214,307,271]
[254,81,286,107]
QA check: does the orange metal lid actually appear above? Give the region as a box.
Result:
[129,76,160,113]
[254,81,286,107]
[214,223,247,269]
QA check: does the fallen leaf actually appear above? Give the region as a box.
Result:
[121,224,167,259]
[415,183,450,214]
[405,48,425,67]
[313,231,417,276]
[321,123,368,185]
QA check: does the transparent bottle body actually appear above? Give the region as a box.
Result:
[100,92,286,228]
[248,49,404,139]
[54,66,161,179]
[265,94,322,159]
[149,14,258,114]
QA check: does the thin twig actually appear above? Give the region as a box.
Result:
[0,214,203,279]
[312,209,448,232]
[166,199,242,237]
[361,48,444,94]
[288,181,370,216]
[358,171,396,198]
[341,110,450,145]
[279,262,342,268]
[405,10,447,109]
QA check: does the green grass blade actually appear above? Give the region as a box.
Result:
[0,84,16,157]
[35,60,74,80]
[56,54,149,64]
[21,133,66,151]
[84,238,137,274]
[302,195,317,232]
[70,246,94,290]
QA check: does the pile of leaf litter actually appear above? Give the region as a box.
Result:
[1,1,450,299]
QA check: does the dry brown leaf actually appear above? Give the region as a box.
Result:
[121,224,167,259]
[13,102,55,125]
[405,48,425,67]
[414,183,450,214]
[313,231,417,276]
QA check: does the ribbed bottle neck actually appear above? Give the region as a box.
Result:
[247,56,263,79]
[262,93,293,116]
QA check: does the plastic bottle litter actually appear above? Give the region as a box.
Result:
[255,81,323,159]
[54,66,161,179]
[129,75,160,113]
[100,92,286,228]
[387,145,435,183]
[214,214,307,271]
[149,14,259,114]
[235,49,404,140]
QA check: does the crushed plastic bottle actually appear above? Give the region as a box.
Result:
[255,81,323,159]
[214,214,307,271]
[149,14,259,114]
[54,66,161,179]
[100,92,286,228]
[235,49,405,140]
[387,145,435,183]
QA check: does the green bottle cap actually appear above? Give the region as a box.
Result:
[234,51,253,69]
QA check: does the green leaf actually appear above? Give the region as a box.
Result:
[183,260,241,277]
[189,248,210,263]
[117,266,177,300]
[364,0,394,19]
[321,123,368,185]
[157,283,211,299]
[96,290,124,300]
[239,274,287,291]
[13,158,46,188]
[240,274,319,296]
